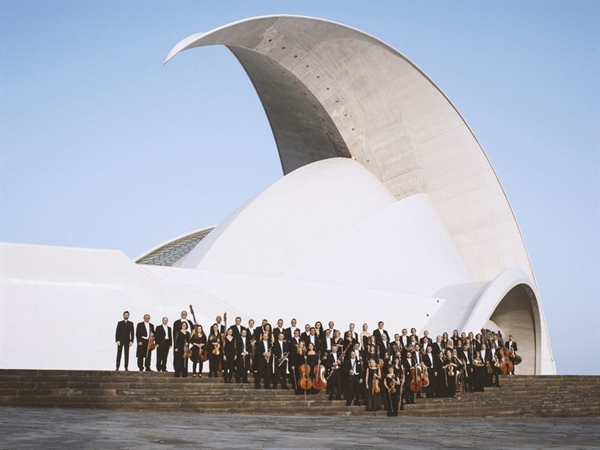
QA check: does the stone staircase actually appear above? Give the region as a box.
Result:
[1,370,598,417]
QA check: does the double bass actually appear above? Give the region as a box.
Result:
[498,346,514,374]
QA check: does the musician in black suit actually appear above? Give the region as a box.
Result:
[272,333,290,389]
[154,316,172,372]
[136,314,155,372]
[319,328,334,354]
[273,319,286,342]
[289,328,303,354]
[254,332,273,389]
[235,328,252,383]
[372,321,390,345]
[228,316,246,339]
[115,311,134,371]
[505,335,518,375]
[423,345,438,398]
[326,344,342,400]
[343,350,363,406]
[173,311,193,369]
[284,318,300,341]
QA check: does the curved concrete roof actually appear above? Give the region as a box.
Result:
[166,15,534,286]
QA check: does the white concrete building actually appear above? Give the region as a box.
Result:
[0,16,555,374]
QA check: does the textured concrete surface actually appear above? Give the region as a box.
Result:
[1,406,598,449]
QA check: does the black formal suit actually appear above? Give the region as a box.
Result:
[432,341,445,357]
[423,351,437,398]
[319,336,334,354]
[373,329,391,345]
[302,333,319,349]
[326,351,342,399]
[135,321,155,371]
[402,357,416,404]
[284,326,300,341]
[399,334,410,349]
[228,324,246,339]
[115,319,134,370]
[235,334,252,383]
[273,326,286,341]
[271,338,290,389]
[173,318,193,337]
[154,324,172,372]
[343,356,363,405]
[289,335,302,353]
[254,339,273,388]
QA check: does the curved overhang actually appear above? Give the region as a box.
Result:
[164,15,536,287]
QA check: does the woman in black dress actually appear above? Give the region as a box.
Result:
[207,323,221,378]
[222,328,236,383]
[174,321,190,378]
[190,325,207,378]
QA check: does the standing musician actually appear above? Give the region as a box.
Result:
[284,318,300,341]
[291,340,307,394]
[383,365,402,416]
[135,314,154,372]
[154,317,172,373]
[343,350,363,406]
[228,316,246,339]
[458,342,473,393]
[190,325,207,377]
[272,332,290,389]
[173,311,194,371]
[372,321,390,345]
[115,311,134,371]
[505,335,519,375]
[273,318,286,341]
[364,358,382,411]
[254,331,274,389]
[207,323,222,378]
[173,321,190,377]
[359,323,371,351]
[423,345,438,398]
[472,349,486,392]
[235,328,252,383]
[402,350,416,405]
[326,344,342,400]
[222,328,236,383]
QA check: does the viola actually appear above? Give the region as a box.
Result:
[148,334,156,351]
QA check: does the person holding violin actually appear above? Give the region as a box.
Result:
[364,358,382,411]
[402,350,416,405]
[190,324,207,378]
[254,331,274,389]
[173,311,194,371]
[292,340,307,394]
[272,332,290,389]
[135,314,155,372]
[383,365,402,416]
[207,323,222,378]
[154,316,172,373]
[343,349,363,406]
[173,321,190,377]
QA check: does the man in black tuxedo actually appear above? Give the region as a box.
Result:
[319,328,334,354]
[402,350,416,404]
[173,311,194,337]
[228,316,246,339]
[423,345,438,398]
[273,318,286,341]
[284,318,300,341]
[271,332,290,389]
[115,311,134,371]
[254,331,273,389]
[235,328,252,383]
[136,314,155,372]
[373,321,390,345]
[343,350,363,406]
[326,344,342,400]
[154,316,172,372]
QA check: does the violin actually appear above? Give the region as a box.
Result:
[313,354,327,391]
[183,342,191,359]
[299,357,313,391]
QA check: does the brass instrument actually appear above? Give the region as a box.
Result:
[263,350,271,362]
[277,352,289,366]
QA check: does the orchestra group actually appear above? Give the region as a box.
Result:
[115,309,521,416]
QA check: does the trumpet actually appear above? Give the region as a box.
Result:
[263,350,271,362]
[277,352,289,366]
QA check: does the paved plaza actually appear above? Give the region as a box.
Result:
[1,406,599,449]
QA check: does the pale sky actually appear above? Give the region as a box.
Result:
[1,1,598,375]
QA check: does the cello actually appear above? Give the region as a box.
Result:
[498,346,514,374]
[299,356,313,391]
[409,364,422,392]
[313,353,328,391]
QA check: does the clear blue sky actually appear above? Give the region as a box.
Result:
[1,1,598,375]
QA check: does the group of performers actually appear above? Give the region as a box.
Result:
[115,309,521,416]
